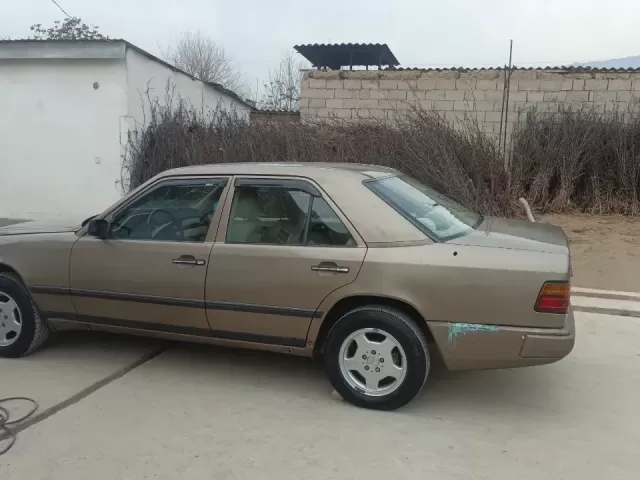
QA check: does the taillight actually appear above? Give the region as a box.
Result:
[535,282,570,314]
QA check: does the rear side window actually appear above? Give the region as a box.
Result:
[226,183,356,247]
[307,198,355,246]
[227,185,311,245]
[366,175,483,241]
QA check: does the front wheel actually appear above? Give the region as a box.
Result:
[324,305,430,411]
[0,272,50,358]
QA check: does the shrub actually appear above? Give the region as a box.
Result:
[511,107,640,215]
[124,96,514,217]
[124,94,640,218]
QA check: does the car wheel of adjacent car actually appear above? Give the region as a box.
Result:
[0,272,50,358]
[324,305,430,411]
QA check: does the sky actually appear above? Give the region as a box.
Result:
[3,0,640,99]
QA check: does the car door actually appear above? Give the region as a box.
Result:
[205,177,367,347]
[69,176,230,335]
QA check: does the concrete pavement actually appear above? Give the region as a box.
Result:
[572,287,640,317]
[1,311,639,480]
[0,333,168,430]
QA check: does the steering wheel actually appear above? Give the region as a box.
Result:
[146,209,184,240]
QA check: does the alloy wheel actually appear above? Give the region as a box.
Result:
[0,292,22,347]
[338,327,407,397]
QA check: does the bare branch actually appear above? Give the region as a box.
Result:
[259,50,309,111]
[30,17,107,40]
[161,31,247,96]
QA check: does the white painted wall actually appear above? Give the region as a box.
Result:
[0,41,250,222]
[125,47,250,131]
[120,47,250,193]
[0,57,128,221]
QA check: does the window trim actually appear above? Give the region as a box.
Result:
[363,175,482,243]
[82,176,230,244]
[218,176,362,248]
[304,196,358,248]
[234,177,322,197]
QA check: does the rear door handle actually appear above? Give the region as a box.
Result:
[311,262,349,274]
[172,255,206,266]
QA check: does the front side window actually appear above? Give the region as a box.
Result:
[366,175,483,241]
[226,183,356,246]
[110,178,226,242]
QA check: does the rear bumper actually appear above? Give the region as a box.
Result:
[427,308,576,371]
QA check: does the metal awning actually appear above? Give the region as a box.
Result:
[293,43,399,70]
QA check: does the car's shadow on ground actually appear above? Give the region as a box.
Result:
[130,335,568,416]
[43,332,571,419]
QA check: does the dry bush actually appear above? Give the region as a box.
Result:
[125,93,640,218]
[511,107,640,215]
[124,96,514,217]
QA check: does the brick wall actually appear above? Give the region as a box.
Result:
[250,110,300,123]
[300,68,640,142]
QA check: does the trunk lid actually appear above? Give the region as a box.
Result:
[448,216,569,255]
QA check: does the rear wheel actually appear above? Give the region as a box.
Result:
[324,305,430,410]
[0,273,50,358]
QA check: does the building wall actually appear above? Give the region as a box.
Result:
[0,57,128,221]
[300,69,640,141]
[0,41,251,222]
[250,110,301,123]
[125,47,251,131]
[122,47,251,191]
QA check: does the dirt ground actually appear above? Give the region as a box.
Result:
[541,213,640,292]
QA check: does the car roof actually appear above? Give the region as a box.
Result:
[144,162,427,244]
[159,162,401,180]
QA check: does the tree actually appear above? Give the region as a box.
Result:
[30,17,107,40]
[162,31,247,95]
[259,50,308,112]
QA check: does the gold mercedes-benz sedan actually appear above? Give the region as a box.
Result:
[0,163,574,410]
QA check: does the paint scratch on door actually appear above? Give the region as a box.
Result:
[448,323,499,348]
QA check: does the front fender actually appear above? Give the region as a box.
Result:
[0,232,78,314]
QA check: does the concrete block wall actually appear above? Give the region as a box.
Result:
[300,68,640,142]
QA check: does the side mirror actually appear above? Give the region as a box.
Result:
[87,219,109,239]
[81,215,97,227]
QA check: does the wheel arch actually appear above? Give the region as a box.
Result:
[312,294,435,358]
[0,262,25,284]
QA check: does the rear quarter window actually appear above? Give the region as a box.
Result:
[365,175,483,242]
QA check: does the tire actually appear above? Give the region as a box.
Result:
[0,272,50,358]
[324,305,430,411]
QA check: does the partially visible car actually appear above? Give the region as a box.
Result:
[0,163,574,410]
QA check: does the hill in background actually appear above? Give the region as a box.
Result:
[572,55,640,69]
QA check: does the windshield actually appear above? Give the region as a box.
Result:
[366,175,483,241]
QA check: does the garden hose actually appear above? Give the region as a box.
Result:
[0,397,38,456]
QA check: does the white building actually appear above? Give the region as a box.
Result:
[0,40,252,221]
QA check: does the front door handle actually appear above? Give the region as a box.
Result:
[311,262,349,274]
[172,255,206,266]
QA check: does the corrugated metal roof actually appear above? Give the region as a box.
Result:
[294,43,399,69]
[384,65,640,72]
[252,109,301,114]
[295,42,392,48]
